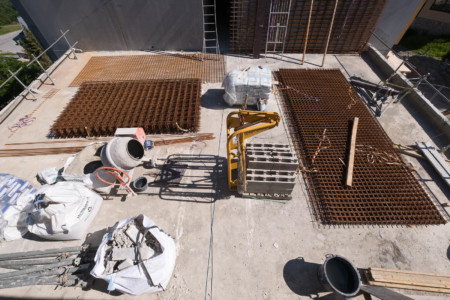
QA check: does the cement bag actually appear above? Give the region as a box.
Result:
[0,174,37,241]
[91,214,176,296]
[27,181,102,240]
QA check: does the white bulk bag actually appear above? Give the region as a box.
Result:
[91,214,176,296]
[27,181,102,240]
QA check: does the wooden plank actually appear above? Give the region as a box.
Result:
[367,281,450,294]
[417,142,450,188]
[345,117,359,186]
[360,285,414,300]
[370,268,450,286]
[370,267,450,279]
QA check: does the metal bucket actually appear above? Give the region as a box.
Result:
[318,254,361,297]
[132,176,148,193]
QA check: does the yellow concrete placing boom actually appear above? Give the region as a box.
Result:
[226,109,280,193]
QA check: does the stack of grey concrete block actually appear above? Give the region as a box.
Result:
[244,143,298,198]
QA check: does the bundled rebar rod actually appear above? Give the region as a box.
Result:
[0,246,83,261]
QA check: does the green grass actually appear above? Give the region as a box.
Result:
[0,23,21,36]
[0,52,15,56]
[398,30,450,61]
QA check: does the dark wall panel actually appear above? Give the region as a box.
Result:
[12,0,203,59]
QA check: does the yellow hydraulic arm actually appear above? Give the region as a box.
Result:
[226,109,280,192]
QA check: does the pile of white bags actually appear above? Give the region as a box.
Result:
[0,174,37,241]
[222,66,272,106]
[27,181,103,240]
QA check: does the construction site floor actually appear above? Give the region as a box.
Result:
[0,51,449,300]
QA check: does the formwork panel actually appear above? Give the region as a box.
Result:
[70,53,225,86]
[277,69,446,225]
[52,79,201,138]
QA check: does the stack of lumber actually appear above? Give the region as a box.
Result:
[366,267,450,294]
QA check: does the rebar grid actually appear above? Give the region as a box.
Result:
[70,53,225,87]
[52,79,201,138]
[230,0,386,55]
[277,69,446,225]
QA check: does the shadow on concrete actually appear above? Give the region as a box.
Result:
[202,89,228,110]
[149,154,230,203]
[283,257,336,299]
[83,227,109,248]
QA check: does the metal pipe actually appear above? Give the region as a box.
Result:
[322,0,339,67]
[31,54,55,85]
[0,30,70,90]
[8,70,37,100]
[26,29,70,66]
[423,78,450,104]
[302,0,314,64]
[0,246,82,261]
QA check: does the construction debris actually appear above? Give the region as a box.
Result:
[91,215,176,296]
[366,267,450,294]
[277,69,446,225]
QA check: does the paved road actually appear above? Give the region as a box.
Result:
[0,30,23,53]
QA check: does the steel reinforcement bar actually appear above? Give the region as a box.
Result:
[70,53,224,87]
[52,79,202,138]
[276,68,446,225]
[230,0,386,55]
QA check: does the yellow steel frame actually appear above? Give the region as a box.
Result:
[226,109,280,191]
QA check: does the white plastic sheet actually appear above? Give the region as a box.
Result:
[222,66,272,106]
[91,215,176,296]
[27,181,102,240]
[0,174,36,241]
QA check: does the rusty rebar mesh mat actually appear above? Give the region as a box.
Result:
[52,79,201,138]
[230,0,386,54]
[70,53,225,86]
[277,69,446,225]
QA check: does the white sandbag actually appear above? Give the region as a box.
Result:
[222,66,272,106]
[0,174,37,241]
[27,181,102,240]
[91,214,176,296]
[37,167,61,184]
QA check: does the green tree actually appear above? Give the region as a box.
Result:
[0,0,18,26]
[20,28,52,68]
[0,57,41,110]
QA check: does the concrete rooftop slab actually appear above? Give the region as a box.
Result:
[0,51,449,300]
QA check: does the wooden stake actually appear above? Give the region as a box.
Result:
[321,0,339,67]
[345,117,359,186]
[302,0,314,65]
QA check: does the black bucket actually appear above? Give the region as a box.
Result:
[318,254,361,297]
[132,176,148,193]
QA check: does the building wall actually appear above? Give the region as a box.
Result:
[12,0,203,60]
[411,0,450,35]
[369,0,424,55]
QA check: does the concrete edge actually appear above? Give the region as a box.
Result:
[0,48,74,124]
[365,43,450,141]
